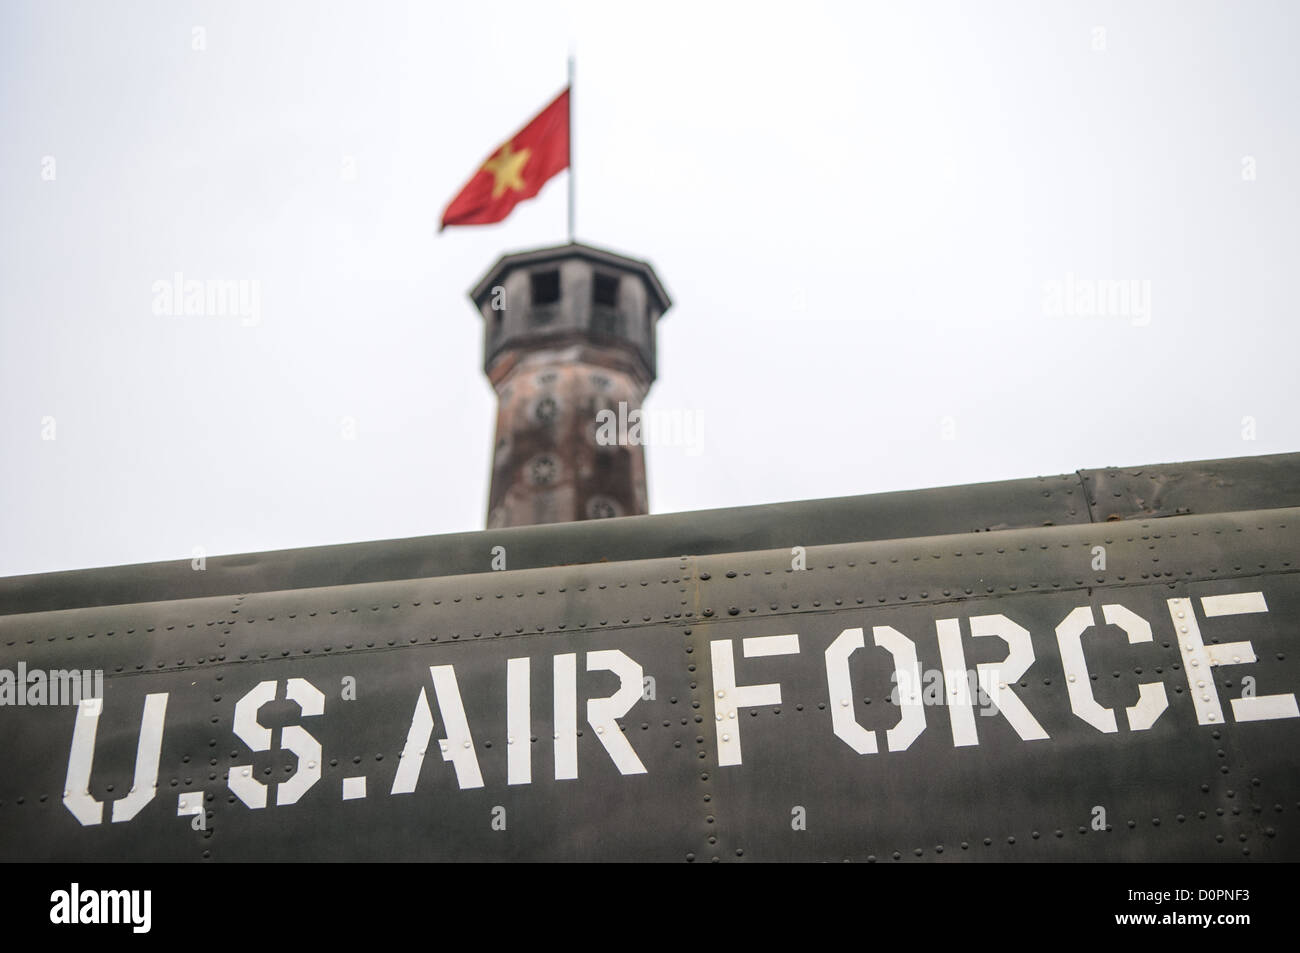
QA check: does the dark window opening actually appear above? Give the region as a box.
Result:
[593,273,619,308]
[531,269,561,306]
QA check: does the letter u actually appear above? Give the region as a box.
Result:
[63,693,168,825]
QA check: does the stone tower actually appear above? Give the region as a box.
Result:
[470,242,672,528]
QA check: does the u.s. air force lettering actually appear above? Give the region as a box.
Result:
[58,589,1296,829]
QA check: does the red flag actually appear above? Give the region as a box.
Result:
[440,88,570,231]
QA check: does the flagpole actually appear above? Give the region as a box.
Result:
[567,54,575,244]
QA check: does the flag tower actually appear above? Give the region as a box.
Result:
[469,243,672,528]
[442,63,672,526]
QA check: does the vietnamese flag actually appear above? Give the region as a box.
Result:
[440,87,570,231]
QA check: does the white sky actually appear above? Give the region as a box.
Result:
[2,0,1297,577]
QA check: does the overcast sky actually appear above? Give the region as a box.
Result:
[2,0,1297,578]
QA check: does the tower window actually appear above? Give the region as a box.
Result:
[593,273,619,308]
[531,269,561,306]
[592,273,622,338]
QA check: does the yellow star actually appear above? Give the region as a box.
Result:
[482,141,531,199]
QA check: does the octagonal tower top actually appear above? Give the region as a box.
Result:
[469,241,673,384]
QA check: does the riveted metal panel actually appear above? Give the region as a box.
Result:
[691,595,1287,862]
[8,453,1297,617]
[1081,453,1300,521]
[0,556,708,861]
[0,509,1296,861]
[0,473,1087,616]
[686,511,1300,861]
